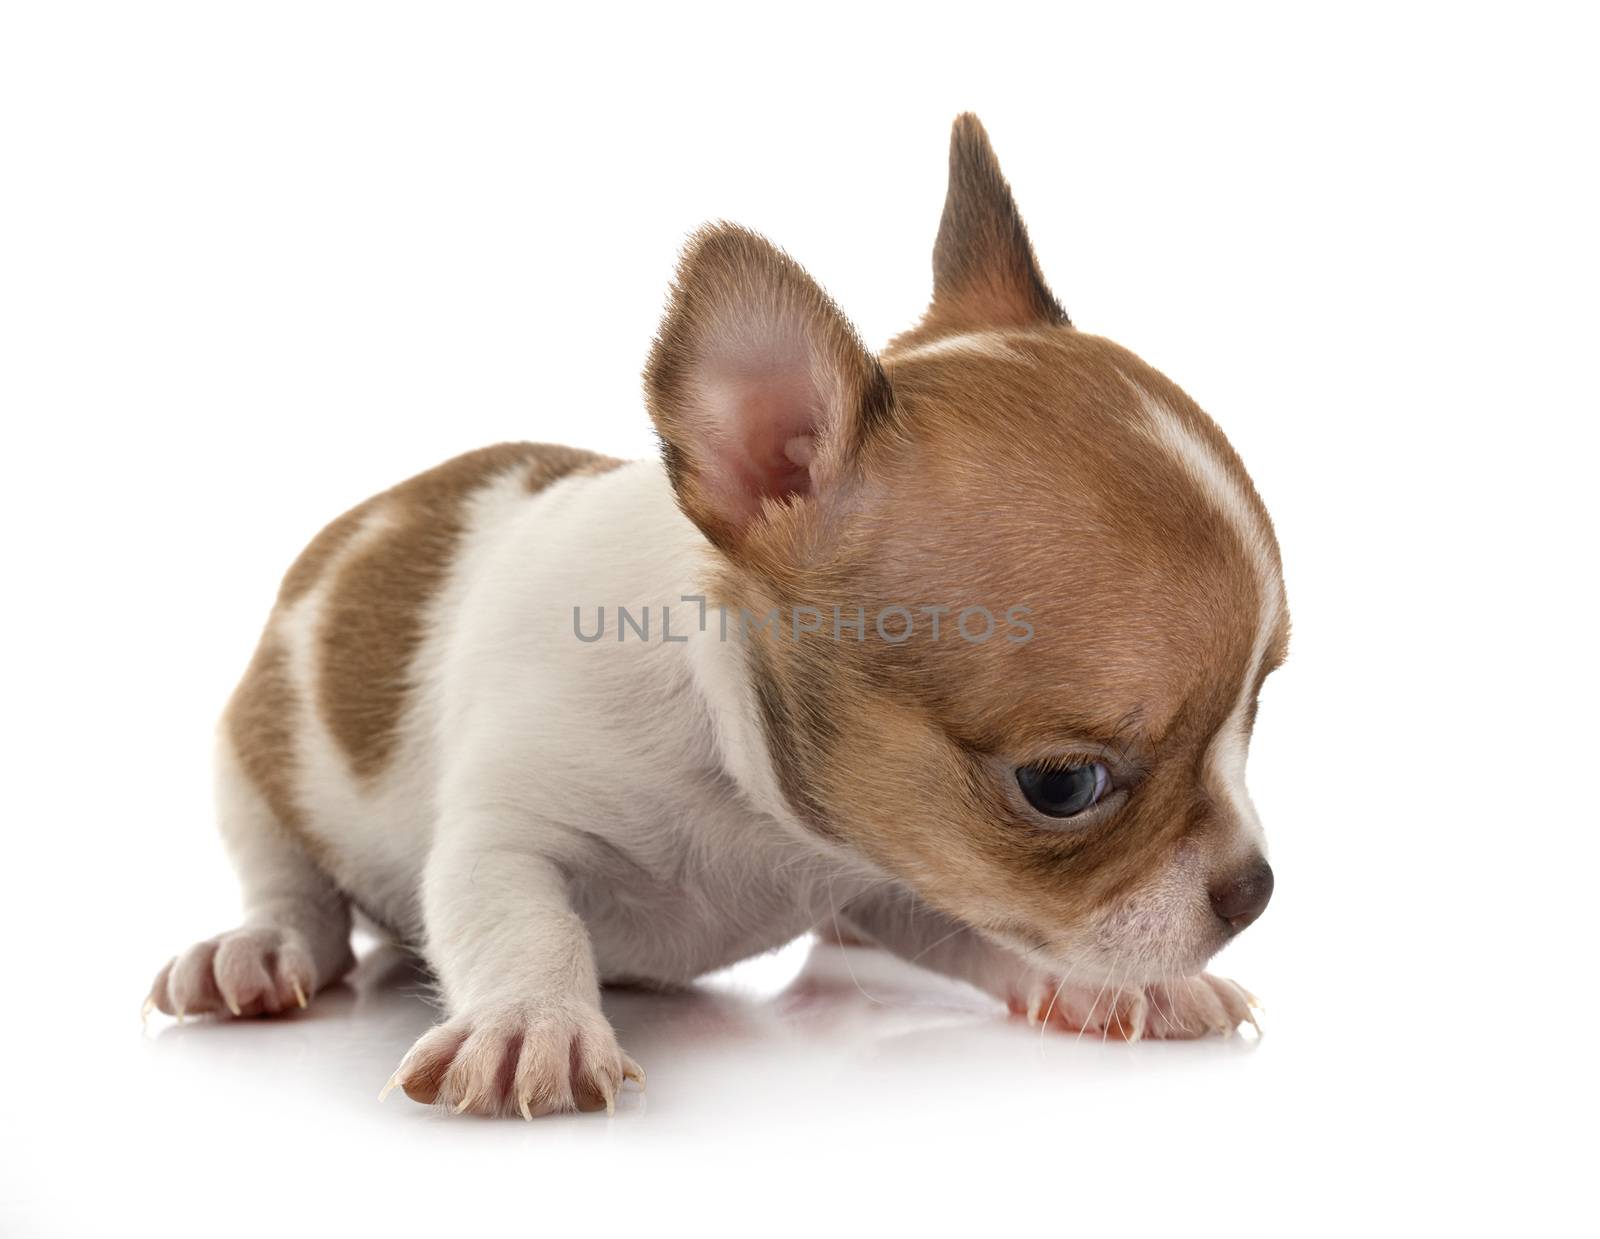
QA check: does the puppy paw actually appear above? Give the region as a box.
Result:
[1009,972,1260,1041]
[146,926,329,1020]
[383,1002,644,1118]
[1142,974,1260,1038]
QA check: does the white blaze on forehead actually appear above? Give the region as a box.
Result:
[1137,393,1281,613]
[1137,389,1284,858]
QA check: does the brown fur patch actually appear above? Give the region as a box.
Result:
[225,630,328,864]
[225,443,621,858]
[316,443,620,779]
[276,500,378,606]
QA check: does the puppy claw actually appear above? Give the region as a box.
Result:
[391,1004,637,1119]
[145,925,323,1020]
[378,1071,402,1104]
[1121,993,1148,1043]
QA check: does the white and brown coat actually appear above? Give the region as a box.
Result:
[149,115,1286,1117]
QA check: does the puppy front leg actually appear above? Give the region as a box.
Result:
[388,831,641,1117]
[837,889,1258,1040]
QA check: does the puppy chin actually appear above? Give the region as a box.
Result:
[987,913,1225,986]
[1065,916,1232,986]
[1061,947,1216,989]
[1162,938,1232,982]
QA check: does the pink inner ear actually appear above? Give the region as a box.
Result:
[701,365,825,529]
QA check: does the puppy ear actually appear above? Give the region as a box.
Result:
[644,224,893,553]
[911,113,1067,339]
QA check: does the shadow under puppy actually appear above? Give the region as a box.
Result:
[148,114,1287,1117]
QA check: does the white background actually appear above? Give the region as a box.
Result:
[2,3,1596,1236]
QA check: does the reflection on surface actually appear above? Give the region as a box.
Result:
[143,931,1257,1129]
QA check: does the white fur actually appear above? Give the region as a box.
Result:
[258,459,882,1018]
[1137,391,1282,864]
[889,329,1030,363]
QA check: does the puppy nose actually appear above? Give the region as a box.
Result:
[1209,858,1274,933]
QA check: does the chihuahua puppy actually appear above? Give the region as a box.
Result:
[147,114,1286,1117]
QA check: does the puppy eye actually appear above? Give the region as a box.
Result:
[1016,762,1110,819]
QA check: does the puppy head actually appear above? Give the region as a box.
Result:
[644,114,1287,984]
